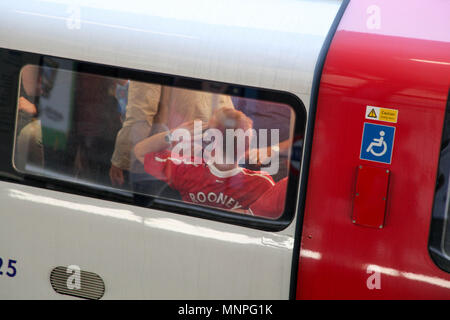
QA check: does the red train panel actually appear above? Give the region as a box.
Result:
[297,0,450,299]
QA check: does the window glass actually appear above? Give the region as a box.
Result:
[430,95,450,272]
[14,63,301,220]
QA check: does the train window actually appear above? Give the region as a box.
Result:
[429,92,450,272]
[8,53,305,229]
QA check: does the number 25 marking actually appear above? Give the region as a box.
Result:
[0,257,17,277]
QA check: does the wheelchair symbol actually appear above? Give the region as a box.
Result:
[366,131,387,157]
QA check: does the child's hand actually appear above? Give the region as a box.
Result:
[18,97,37,115]
[245,146,279,166]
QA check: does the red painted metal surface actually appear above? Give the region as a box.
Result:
[297,0,450,299]
[352,165,390,229]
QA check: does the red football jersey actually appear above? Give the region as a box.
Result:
[144,150,275,211]
[249,177,288,219]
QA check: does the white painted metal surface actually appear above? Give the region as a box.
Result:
[0,0,342,299]
[0,181,295,299]
[0,0,341,104]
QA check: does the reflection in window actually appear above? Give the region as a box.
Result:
[14,64,300,219]
[429,96,450,272]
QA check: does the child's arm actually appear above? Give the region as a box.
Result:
[134,120,208,164]
[134,130,171,164]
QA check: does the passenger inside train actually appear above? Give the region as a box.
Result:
[14,63,295,219]
[134,106,276,212]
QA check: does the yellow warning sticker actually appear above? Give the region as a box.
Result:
[367,108,378,119]
[365,106,398,123]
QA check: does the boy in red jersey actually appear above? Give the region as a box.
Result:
[134,107,275,212]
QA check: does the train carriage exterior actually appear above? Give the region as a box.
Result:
[0,0,449,300]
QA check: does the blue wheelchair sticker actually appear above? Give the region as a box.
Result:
[360,123,396,164]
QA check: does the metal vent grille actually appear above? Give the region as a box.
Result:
[50,266,105,300]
